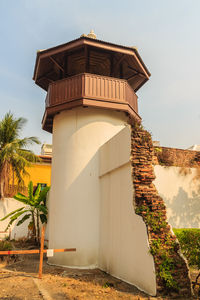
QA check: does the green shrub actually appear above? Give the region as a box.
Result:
[0,240,16,262]
[0,240,13,251]
[173,228,200,267]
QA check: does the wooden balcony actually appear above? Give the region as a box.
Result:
[43,73,141,132]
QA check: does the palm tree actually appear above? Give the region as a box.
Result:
[0,112,40,199]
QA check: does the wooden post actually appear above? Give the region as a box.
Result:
[0,248,76,255]
[0,224,76,278]
[38,225,45,279]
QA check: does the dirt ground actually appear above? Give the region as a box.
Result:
[0,254,199,300]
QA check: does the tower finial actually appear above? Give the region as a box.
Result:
[87,30,97,39]
[80,30,97,39]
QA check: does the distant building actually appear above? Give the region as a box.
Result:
[5,154,52,198]
[41,144,52,156]
[187,144,200,151]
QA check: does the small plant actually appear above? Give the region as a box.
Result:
[135,205,148,215]
[155,149,174,166]
[154,147,162,153]
[150,239,162,255]
[150,236,179,290]
[173,228,200,268]
[0,240,12,251]
[0,240,14,261]
[0,181,50,243]
[102,282,114,288]
[137,205,180,290]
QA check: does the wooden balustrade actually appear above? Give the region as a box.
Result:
[43,73,140,132]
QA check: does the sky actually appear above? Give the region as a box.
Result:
[0,0,200,154]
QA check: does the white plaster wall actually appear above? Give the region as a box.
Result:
[48,107,127,267]
[99,127,156,296]
[0,198,29,240]
[154,165,200,228]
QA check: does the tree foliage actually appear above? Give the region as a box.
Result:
[174,228,200,268]
[0,112,40,198]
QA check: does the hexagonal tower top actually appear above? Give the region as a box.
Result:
[33,32,150,92]
[33,32,151,132]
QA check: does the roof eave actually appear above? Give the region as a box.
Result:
[33,36,150,82]
[33,52,40,81]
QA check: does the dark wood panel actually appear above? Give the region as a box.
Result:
[43,73,140,133]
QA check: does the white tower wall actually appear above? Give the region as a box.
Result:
[48,107,127,267]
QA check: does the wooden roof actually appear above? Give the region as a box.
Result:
[33,36,150,92]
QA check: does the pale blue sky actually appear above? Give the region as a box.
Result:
[0,0,200,153]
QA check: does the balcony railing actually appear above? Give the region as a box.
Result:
[45,73,138,113]
[43,73,140,132]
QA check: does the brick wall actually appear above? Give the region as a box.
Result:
[131,125,192,297]
[153,146,200,168]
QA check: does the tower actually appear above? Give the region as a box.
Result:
[33,31,151,268]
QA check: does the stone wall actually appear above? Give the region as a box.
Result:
[153,146,200,167]
[131,125,192,297]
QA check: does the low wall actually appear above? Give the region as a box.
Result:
[99,126,156,296]
[0,198,29,240]
[154,165,200,228]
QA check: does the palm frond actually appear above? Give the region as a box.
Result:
[17,137,41,148]
[5,218,16,231]
[16,149,40,163]
[10,153,31,185]
[4,209,29,231]
[10,209,30,221]
[0,112,40,199]
[38,186,50,205]
[36,204,48,215]
[16,214,31,226]
[14,193,29,204]
[0,207,25,221]
[33,184,41,203]
[0,112,27,146]
[40,214,47,224]
[28,181,34,203]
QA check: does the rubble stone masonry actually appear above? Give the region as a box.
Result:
[153,146,200,167]
[131,124,192,297]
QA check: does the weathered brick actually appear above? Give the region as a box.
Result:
[131,125,192,297]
